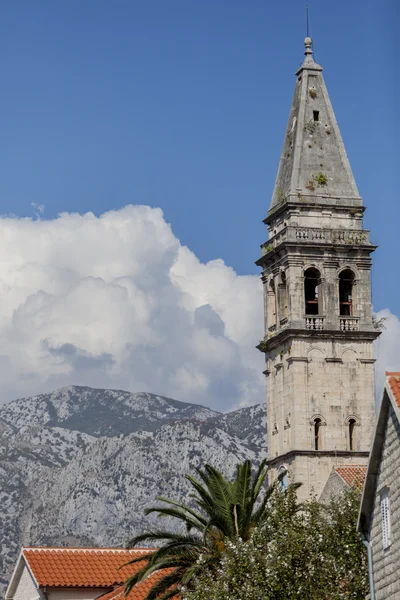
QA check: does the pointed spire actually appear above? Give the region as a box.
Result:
[298,36,322,72]
[268,37,360,213]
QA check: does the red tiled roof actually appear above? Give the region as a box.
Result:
[98,575,179,600]
[334,465,366,489]
[22,547,150,588]
[98,587,125,599]
[386,371,400,408]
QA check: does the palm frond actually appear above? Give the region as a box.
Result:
[119,552,154,569]
[156,588,180,600]
[123,563,150,595]
[185,474,216,515]
[234,460,252,536]
[250,458,269,504]
[153,496,208,526]
[127,530,199,548]
[147,543,205,569]
[145,569,184,600]
[145,506,205,532]
[202,466,235,535]
[251,477,278,526]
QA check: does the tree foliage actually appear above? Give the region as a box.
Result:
[182,485,368,600]
[123,459,291,600]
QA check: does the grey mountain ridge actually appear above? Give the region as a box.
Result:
[0,386,265,597]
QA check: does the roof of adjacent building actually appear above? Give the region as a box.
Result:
[22,547,149,588]
[98,587,126,599]
[358,372,400,535]
[386,372,400,407]
[6,546,180,600]
[334,465,366,489]
[98,574,179,600]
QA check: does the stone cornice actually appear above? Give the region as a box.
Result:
[256,228,377,267]
[264,200,365,226]
[267,449,369,467]
[260,327,380,352]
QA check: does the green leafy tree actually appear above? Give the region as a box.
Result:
[182,486,368,600]
[123,459,292,600]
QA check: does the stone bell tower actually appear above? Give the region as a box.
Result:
[256,38,380,499]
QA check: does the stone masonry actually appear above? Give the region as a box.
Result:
[368,403,400,599]
[256,38,379,498]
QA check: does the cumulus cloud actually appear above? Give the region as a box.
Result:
[373,309,400,401]
[0,206,264,409]
[0,204,396,411]
[30,202,45,218]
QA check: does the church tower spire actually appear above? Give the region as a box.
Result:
[257,38,379,499]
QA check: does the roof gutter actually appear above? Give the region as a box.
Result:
[361,535,375,600]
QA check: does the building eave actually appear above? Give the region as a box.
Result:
[358,380,400,536]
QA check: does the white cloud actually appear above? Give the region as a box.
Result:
[0,206,264,409]
[0,205,397,411]
[30,202,45,218]
[373,309,400,402]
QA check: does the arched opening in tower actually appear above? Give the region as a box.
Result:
[339,270,355,316]
[314,417,322,451]
[304,268,320,315]
[349,418,356,451]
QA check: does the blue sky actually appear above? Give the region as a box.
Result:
[0,0,398,315]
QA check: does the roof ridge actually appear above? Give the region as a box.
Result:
[335,464,367,469]
[23,546,150,552]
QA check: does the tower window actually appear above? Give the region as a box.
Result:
[380,489,391,550]
[304,268,320,315]
[278,270,288,320]
[314,418,321,451]
[267,279,277,329]
[278,466,288,491]
[349,418,356,451]
[339,270,355,316]
[313,110,319,122]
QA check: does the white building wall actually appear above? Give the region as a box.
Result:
[13,565,40,600]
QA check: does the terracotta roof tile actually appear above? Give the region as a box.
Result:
[98,572,180,600]
[334,465,366,489]
[23,547,151,588]
[386,371,400,409]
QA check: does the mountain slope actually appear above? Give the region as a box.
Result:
[0,386,265,597]
[0,386,219,436]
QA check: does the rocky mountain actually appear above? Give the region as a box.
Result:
[0,386,265,597]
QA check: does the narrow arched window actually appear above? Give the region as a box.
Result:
[278,270,288,319]
[304,268,320,315]
[349,418,356,451]
[267,279,277,328]
[314,418,321,450]
[339,270,355,316]
[278,466,288,491]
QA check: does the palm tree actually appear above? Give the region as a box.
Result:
[123,459,298,600]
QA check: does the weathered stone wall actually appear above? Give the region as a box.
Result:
[265,334,374,498]
[369,404,400,600]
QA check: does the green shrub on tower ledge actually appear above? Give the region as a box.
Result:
[256,340,269,352]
